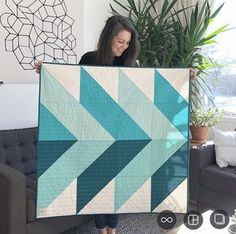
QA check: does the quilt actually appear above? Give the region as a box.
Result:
[36,63,190,218]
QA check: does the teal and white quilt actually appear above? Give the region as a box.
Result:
[36,63,190,218]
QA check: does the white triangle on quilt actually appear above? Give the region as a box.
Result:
[117,178,151,213]
[157,69,189,103]
[45,179,77,217]
[83,66,119,102]
[43,63,81,101]
[152,179,187,213]
[78,178,115,214]
[121,68,154,102]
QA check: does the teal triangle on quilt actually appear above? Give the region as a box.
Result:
[154,70,188,138]
[76,139,150,212]
[37,140,114,209]
[39,104,77,141]
[114,139,187,212]
[37,140,77,177]
[151,142,188,211]
[80,67,150,140]
[40,66,113,140]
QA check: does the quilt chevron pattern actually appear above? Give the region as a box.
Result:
[36,63,190,218]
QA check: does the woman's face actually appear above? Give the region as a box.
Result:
[111,30,131,57]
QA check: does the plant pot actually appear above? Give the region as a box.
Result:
[228,224,236,234]
[190,126,208,144]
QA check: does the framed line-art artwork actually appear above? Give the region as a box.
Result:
[36,63,190,218]
[0,0,81,83]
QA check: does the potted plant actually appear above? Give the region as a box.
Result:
[229,209,236,234]
[190,107,223,144]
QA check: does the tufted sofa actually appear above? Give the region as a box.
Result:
[189,142,236,215]
[0,127,91,234]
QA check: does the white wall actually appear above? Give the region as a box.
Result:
[82,0,111,54]
[0,84,39,129]
[81,0,127,55]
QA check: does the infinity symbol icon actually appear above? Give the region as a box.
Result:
[160,217,173,223]
[157,210,176,229]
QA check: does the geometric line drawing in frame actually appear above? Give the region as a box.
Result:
[0,0,77,70]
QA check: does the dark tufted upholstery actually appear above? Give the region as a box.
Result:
[0,128,37,222]
[0,127,37,174]
[0,127,91,234]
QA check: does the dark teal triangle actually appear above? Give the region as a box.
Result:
[76,139,150,212]
[39,104,77,141]
[154,70,189,138]
[80,67,150,140]
[37,140,77,177]
[151,142,188,211]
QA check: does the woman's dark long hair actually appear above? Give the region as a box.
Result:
[95,15,140,66]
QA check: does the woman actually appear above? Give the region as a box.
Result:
[35,14,140,234]
[80,15,140,234]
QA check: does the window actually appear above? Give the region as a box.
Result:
[205,0,236,116]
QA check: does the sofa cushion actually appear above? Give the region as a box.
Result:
[200,164,236,197]
[212,127,236,167]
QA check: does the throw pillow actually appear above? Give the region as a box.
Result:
[212,127,236,167]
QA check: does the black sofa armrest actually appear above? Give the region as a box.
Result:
[190,143,216,167]
[0,164,27,234]
[189,142,215,202]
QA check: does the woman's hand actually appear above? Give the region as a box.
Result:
[34,61,42,73]
[190,68,196,80]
